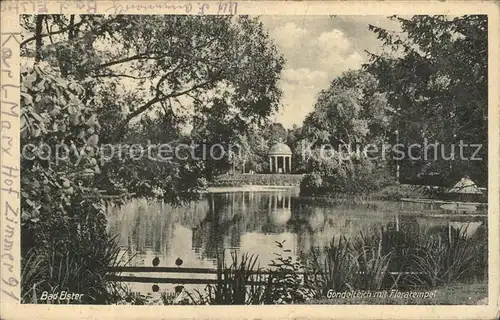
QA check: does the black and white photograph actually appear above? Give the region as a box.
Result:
[5,4,494,310]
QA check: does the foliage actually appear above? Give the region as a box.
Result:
[20,64,125,302]
[296,69,396,196]
[304,223,487,296]
[299,153,395,196]
[352,235,392,290]
[301,70,392,148]
[21,236,128,304]
[267,241,315,304]
[366,15,488,186]
[189,251,269,305]
[296,15,488,188]
[409,227,487,287]
[20,14,284,303]
[213,173,305,187]
[299,173,324,196]
[307,236,356,296]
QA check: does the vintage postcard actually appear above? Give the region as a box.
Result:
[1,0,499,319]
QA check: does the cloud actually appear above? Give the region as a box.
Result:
[270,22,309,49]
[275,67,331,128]
[316,29,351,52]
[273,81,320,129]
[282,68,329,87]
[311,29,364,75]
[260,17,394,128]
[319,51,364,76]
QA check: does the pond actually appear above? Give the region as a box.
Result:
[106,188,486,294]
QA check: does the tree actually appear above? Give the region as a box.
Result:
[268,122,288,144]
[301,70,392,149]
[366,15,488,186]
[20,14,284,302]
[297,70,395,195]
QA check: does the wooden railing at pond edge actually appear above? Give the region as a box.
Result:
[105,266,423,285]
[105,266,301,285]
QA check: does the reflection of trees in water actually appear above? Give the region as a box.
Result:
[192,191,295,259]
[108,194,487,269]
[108,191,299,261]
[289,203,451,263]
[106,198,209,257]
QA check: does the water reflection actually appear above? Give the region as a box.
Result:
[106,189,486,292]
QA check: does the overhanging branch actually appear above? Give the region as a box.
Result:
[21,20,84,47]
[113,80,212,141]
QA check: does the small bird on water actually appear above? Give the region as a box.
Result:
[175,258,183,266]
[152,257,160,267]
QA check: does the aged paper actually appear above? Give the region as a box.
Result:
[1,0,499,319]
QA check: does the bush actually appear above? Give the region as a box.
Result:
[373,185,427,201]
[21,235,127,304]
[304,222,488,295]
[299,173,324,196]
[267,241,314,303]
[213,174,305,187]
[189,251,269,305]
[300,155,395,197]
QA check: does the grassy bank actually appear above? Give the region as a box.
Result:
[306,280,488,305]
[301,182,488,203]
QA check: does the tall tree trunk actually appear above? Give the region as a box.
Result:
[34,15,44,62]
[68,15,75,41]
[62,14,76,77]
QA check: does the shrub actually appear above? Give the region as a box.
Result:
[409,227,487,287]
[300,153,396,197]
[21,235,127,304]
[304,222,488,294]
[267,241,314,303]
[213,174,305,187]
[189,251,269,305]
[299,173,324,196]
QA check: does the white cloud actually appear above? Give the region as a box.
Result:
[281,68,329,87]
[275,68,330,128]
[261,18,384,128]
[273,82,319,129]
[311,29,364,75]
[316,29,351,52]
[271,22,309,49]
[320,50,364,76]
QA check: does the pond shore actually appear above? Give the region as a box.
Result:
[202,185,487,217]
[305,280,488,305]
[205,185,299,193]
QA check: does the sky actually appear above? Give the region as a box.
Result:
[258,16,402,129]
[21,15,403,132]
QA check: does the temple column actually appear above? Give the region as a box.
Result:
[269,157,272,173]
[274,155,278,173]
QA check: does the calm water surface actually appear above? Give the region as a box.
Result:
[106,188,486,294]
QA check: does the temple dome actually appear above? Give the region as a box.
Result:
[268,143,292,156]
